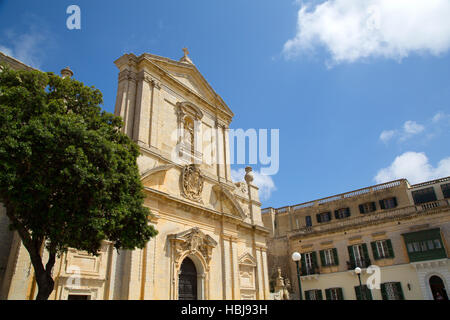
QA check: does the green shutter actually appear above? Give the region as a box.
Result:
[311,251,318,272]
[355,286,362,300]
[365,286,373,300]
[317,290,323,300]
[316,213,321,223]
[393,197,398,207]
[359,204,364,213]
[332,248,339,266]
[396,282,405,300]
[362,243,370,263]
[300,254,306,275]
[371,202,377,211]
[305,290,311,300]
[379,200,385,209]
[386,239,395,258]
[371,241,380,260]
[348,246,355,265]
[320,250,326,266]
[325,289,331,300]
[381,283,388,300]
[337,288,344,300]
[334,210,339,219]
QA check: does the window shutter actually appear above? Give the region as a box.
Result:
[346,208,351,217]
[334,210,339,219]
[386,239,395,258]
[362,243,370,263]
[316,213,321,223]
[359,204,364,213]
[365,286,373,300]
[332,248,339,266]
[393,197,398,207]
[381,283,388,300]
[305,291,311,301]
[325,288,331,301]
[371,202,377,211]
[395,282,405,300]
[355,286,362,300]
[327,212,332,221]
[311,251,318,272]
[317,290,323,300]
[371,241,380,260]
[348,245,355,265]
[379,200,385,210]
[320,250,326,266]
[337,288,344,300]
[300,253,306,275]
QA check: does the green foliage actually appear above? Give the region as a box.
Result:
[0,65,157,256]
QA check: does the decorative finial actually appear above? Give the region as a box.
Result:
[180,47,194,64]
[244,166,254,184]
[60,66,73,79]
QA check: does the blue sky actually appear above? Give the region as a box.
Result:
[1,0,449,208]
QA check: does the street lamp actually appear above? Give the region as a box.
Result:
[354,267,364,300]
[292,252,303,300]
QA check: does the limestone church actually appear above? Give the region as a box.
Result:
[0,50,271,300]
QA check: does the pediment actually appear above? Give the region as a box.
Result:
[168,227,218,248]
[140,53,234,119]
[238,253,257,267]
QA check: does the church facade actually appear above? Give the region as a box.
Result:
[0,50,271,300]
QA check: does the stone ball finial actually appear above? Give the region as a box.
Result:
[244,166,254,184]
[60,66,73,79]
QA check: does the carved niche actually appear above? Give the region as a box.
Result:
[181,164,204,203]
[169,227,217,270]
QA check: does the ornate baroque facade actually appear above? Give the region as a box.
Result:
[0,50,271,300]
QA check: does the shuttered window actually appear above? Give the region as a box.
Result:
[355,285,373,300]
[305,216,312,227]
[305,289,323,300]
[402,228,447,262]
[325,288,344,300]
[411,187,437,204]
[359,202,376,214]
[381,282,404,300]
[316,211,332,223]
[371,239,394,259]
[335,207,350,219]
[441,183,450,199]
[379,197,398,210]
[320,248,339,266]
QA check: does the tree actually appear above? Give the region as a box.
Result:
[0,65,158,300]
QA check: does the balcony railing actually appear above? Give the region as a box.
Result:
[347,258,371,270]
[291,199,449,237]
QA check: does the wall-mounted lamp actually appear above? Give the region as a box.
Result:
[407,283,411,291]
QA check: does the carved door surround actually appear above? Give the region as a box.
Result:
[169,227,217,300]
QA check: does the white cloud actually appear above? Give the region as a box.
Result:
[403,120,424,135]
[432,112,450,123]
[379,120,425,143]
[231,168,276,201]
[283,0,450,65]
[374,151,450,184]
[379,130,395,143]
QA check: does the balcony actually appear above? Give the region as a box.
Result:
[347,258,371,270]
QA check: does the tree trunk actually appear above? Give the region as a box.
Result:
[35,270,55,300]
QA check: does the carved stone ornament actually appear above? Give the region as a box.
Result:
[181,164,204,203]
[169,227,218,269]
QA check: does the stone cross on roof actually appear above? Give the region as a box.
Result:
[180,47,193,64]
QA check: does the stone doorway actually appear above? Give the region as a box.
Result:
[429,275,448,300]
[178,257,198,300]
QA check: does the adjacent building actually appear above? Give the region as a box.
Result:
[262,177,450,300]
